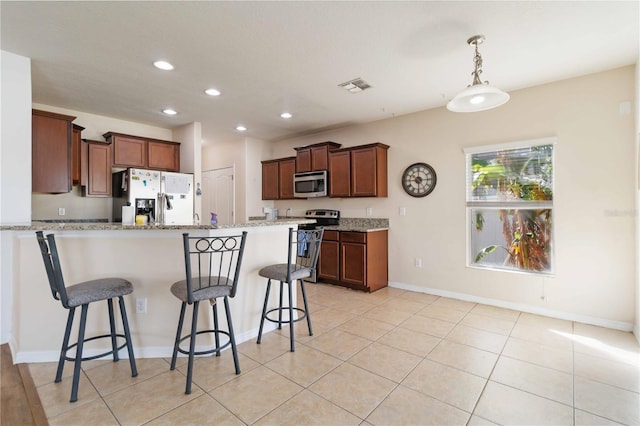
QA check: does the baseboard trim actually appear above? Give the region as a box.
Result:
[14,321,277,363]
[389,281,635,332]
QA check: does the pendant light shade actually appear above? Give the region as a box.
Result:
[447,35,509,113]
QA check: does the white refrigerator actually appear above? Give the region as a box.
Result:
[160,171,194,225]
[113,168,194,225]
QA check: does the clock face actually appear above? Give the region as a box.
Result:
[402,163,437,197]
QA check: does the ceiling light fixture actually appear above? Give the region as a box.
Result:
[447,35,509,113]
[153,60,174,71]
[162,108,177,115]
[280,112,292,119]
[205,88,221,96]
[236,125,247,132]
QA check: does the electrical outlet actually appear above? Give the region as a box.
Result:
[135,298,147,314]
[399,207,406,216]
[58,207,65,216]
[415,258,423,268]
[366,207,373,217]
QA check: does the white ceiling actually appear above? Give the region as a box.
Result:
[1,1,638,146]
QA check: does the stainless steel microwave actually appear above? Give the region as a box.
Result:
[293,170,328,198]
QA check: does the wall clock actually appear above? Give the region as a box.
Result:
[402,162,437,197]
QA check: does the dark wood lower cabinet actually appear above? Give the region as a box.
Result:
[318,231,340,281]
[317,230,388,292]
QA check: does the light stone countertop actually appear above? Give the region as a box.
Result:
[0,218,314,231]
[1,217,389,232]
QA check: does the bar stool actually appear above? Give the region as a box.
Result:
[257,227,324,352]
[169,232,248,394]
[35,231,138,403]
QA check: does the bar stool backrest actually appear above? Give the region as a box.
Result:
[182,232,248,304]
[36,231,70,309]
[288,228,324,283]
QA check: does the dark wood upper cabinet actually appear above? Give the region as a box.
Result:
[32,109,76,193]
[261,157,296,200]
[71,124,85,186]
[81,139,112,197]
[329,143,389,198]
[295,141,341,173]
[148,140,180,171]
[351,143,388,197]
[104,131,180,172]
[278,157,296,199]
[328,150,351,197]
[261,159,280,200]
[107,133,147,168]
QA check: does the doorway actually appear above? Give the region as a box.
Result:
[202,167,235,225]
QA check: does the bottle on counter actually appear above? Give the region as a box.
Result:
[210,212,217,225]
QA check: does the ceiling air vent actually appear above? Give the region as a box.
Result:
[338,78,372,93]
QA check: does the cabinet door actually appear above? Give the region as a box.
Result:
[341,241,366,287]
[328,150,351,197]
[71,124,84,186]
[318,236,340,281]
[262,160,279,200]
[85,142,112,197]
[32,110,74,193]
[311,146,329,170]
[296,148,311,173]
[112,135,147,168]
[351,147,377,197]
[148,141,180,171]
[278,158,296,199]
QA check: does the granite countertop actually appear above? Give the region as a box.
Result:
[0,218,314,231]
[323,217,389,232]
[1,217,389,232]
[249,216,389,232]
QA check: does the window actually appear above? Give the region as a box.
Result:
[465,138,555,274]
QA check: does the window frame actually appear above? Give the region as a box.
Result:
[464,137,557,275]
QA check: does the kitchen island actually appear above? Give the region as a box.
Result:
[1,219,313,363]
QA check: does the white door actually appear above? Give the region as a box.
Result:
[202,167,234,225]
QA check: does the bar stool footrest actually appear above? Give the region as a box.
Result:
[176,329,231,356]
[63,333,130,362]
[263,306,307,326]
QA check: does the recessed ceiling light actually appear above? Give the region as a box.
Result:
[205,88,221,96]
[280,112,292,119]
[236,125,247,132]
[162,109,177,115]
[153,60,174,71]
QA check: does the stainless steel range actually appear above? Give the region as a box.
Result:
[301,209,340,229]
[299,209,340,282]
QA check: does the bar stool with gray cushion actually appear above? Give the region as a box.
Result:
[170,231,248,394]
[36,231,138,403]
[257,227,324,352]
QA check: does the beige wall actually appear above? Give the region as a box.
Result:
[202,136,271,222]
[269,66,637,328]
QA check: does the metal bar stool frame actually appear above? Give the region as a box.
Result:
[257,227,324,352]
[36,231,138,403]
[169,231,248,394]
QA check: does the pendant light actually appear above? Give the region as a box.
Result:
[447,35,510,113]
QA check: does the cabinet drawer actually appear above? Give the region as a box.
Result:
[340,232,366,244]
[322,230,340,241]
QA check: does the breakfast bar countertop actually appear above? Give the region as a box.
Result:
[0,218,315,231]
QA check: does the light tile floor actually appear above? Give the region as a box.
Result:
[29,284,640,425]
